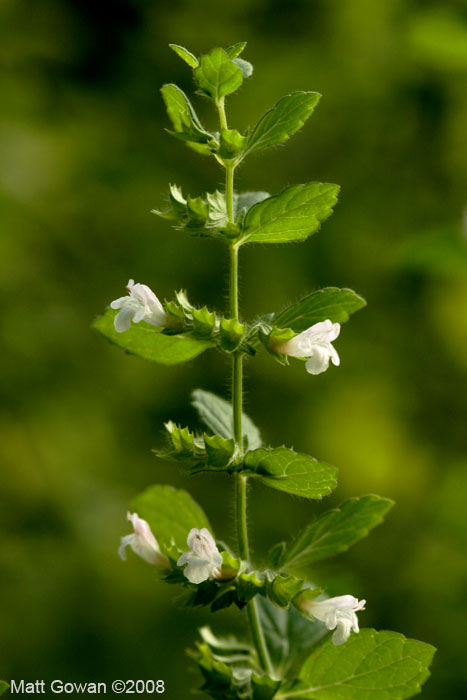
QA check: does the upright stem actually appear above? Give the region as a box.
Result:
[225,156,273,677]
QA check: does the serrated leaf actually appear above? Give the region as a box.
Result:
[257,597,329,679]
[279,496,394,570]
[226,42,247,59]
[192,389,263,450]
[244,92,321,157]
[244,447,337,499]
[274,288,367,333]
[131,485,211,554]
[240,183,339,245]
[169,43,199,68]
[161,84,212,144]
[93,309,214,365]
[194,47,244,100]
[285,629,436,700]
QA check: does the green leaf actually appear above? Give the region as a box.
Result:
[274,287,367,333]
[279,496,394,570]
[257,597,329,679]
[244,447,337,499]
[160,83,212,144]
[226,42,247,59]
[0,682,9,696]
[131,484,211,555]
[240,183,340,245]
[286,629,436,699]
[194,47,244,100]
[93,309,214,365]
[169,43,199,68]
[244,92,321,157]
[192,389,263,450]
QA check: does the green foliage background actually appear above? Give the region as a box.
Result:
[1,0,466,697]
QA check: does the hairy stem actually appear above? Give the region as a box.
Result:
[225,149,273,676]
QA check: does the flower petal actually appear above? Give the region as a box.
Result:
[114,306,135,332]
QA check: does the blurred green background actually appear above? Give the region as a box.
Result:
[1,0,467,697]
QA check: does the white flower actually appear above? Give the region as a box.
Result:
[177,528,223,585]
[110,279,167,333]
[277,319,340,375]
[118,512,169,568]
[306,595,366,645]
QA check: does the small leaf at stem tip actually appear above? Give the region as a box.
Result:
[278,495,394,570]
[289,629,436,700]
[239,182,340,245]
[226,41,247,59]
[243,446,337,499]
[168,43,199,68]
[194,47,244,100]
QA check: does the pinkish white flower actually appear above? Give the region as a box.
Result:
[303,595,366,645]
[118,512,169,568]
[110,279,167,332]
[177,528,223,584]
[277,320,340,375]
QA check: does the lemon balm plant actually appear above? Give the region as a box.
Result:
[92,44,435,700]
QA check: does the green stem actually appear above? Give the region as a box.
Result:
[220,95,273,677]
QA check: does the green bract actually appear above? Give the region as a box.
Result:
[94,43,435,700]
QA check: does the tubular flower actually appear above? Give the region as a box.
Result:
[277,319,340,375]
[305,595,366,645]
[118,512,169,568]
[177,528,223,584]
[110,279,167,332]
